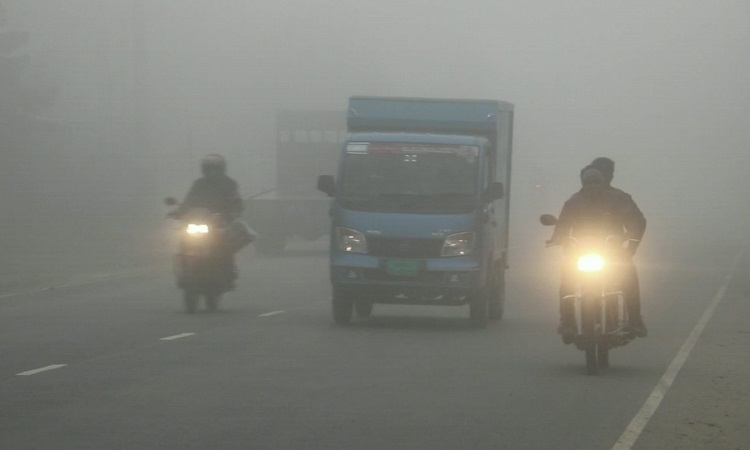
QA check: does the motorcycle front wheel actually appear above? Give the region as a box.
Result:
[581,298,599,375]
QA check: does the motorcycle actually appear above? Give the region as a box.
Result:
[165,198,235,313]
[540,214,635,375]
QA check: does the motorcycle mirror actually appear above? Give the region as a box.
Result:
[164,197,178,206]
[539,214,558,226]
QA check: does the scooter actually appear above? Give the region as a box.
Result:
[165,198,233,313]
[540,214,635,375]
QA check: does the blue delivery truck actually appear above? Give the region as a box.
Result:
[317,96,514,327]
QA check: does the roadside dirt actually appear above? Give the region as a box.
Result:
[634,271,750,449]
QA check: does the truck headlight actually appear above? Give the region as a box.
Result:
[336,227,367,253]
[186,224,209,235]
[442,232,474,256]
[577,253,604,272]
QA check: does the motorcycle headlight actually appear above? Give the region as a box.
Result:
[577,253,605,272]
[186,223,209,235]
[442,232,475,257]
[336,227,367,253]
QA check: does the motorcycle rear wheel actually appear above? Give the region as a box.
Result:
[205,293,221,312]
[597,345,609,369]
[183,291,199,314]
[585,344,598,375]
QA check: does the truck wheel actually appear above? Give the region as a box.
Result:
[354,300,373,318]
[332,287,354,325]
[183,291,199,314]
[488,267,506,320]
[469,290,489,328]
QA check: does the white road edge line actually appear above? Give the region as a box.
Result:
[17,364,68,376]
[612,246,745,450]
[160,333,195,341]
[259,310,285,317]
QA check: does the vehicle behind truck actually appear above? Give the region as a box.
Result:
[245,111,345,255]
[317,96,514,327]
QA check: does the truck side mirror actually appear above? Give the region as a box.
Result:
[317,175,336,197]
[483,181,504,202]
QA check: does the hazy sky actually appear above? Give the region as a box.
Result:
[5,0,750,241]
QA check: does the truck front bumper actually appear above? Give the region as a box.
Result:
[330,253,484,305]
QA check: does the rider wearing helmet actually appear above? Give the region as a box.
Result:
[170,154,243,220]
[549,167,645,342]
[168,154,244,286]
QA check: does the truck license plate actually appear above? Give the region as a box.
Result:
[385,259,420,277]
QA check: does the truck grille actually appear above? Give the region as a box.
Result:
[368,238,443,258]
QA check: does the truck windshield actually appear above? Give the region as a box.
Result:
[339,142,480,213]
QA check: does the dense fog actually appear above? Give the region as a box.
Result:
[1,0,749,285]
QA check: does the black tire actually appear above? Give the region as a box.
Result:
[205,293,221,313]
[469,290,489,329]
[354,300,373,318]
[585,344,599,375]
[183,291,199,314]
[597,345,610,369]
[332,287,354,325]
[488,266,506,320]
[581,297,599,375]
[604,294,619,334]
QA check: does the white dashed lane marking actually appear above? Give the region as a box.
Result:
[159,333,195,341]
[259,311,285,317]
[17,364,68,376]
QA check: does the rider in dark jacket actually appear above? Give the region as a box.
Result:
[550,167,646,342]
[169,154,243,220]
[168,154,243,286]
[590,157,647,337]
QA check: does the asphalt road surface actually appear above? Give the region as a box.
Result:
[1,235,748,449]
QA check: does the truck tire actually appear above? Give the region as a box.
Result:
[488,265,506,320]
[469,290,489,328]
[354,300,373,318]
[332,287,354,325]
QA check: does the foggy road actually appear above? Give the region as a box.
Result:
[1,237,747,450]
[3,1,750,448]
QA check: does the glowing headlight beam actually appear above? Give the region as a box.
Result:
[577,253,605,272]
[186,224,209,235]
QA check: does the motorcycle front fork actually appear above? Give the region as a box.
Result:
[565,288,627,335]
